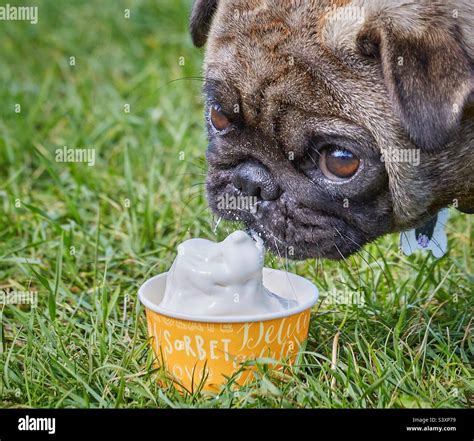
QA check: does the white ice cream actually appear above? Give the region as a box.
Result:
[160,231,297,316]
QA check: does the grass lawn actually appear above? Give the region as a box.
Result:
[0,0,472,408]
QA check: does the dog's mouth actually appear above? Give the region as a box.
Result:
[207,177,367,260]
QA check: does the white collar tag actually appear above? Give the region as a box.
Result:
[400,209,449,258]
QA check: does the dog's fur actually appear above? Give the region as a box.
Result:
[191,0,473,259]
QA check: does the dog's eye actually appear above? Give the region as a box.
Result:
[320,147,360,180]
[210,105,231,132]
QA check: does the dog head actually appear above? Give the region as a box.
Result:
[191,0,474,259]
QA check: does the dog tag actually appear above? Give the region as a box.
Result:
[399,209,449,258]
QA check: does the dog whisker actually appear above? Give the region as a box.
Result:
[177,172,207,178]
[181,159,207,172]
[335,227,396,297]
[213,216,223,234]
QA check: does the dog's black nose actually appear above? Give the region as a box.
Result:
[232,162,282,201]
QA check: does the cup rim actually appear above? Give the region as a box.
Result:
[138,268,319,323]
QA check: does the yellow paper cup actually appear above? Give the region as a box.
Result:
[138,268,318,392]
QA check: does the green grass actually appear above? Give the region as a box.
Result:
[0,0,472,409]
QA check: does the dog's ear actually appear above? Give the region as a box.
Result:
[190,0,219,47]
[357,19,473,153]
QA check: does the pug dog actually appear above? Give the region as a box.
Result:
[190,0,473,259]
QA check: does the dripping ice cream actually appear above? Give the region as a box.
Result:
[160,231,297,317]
